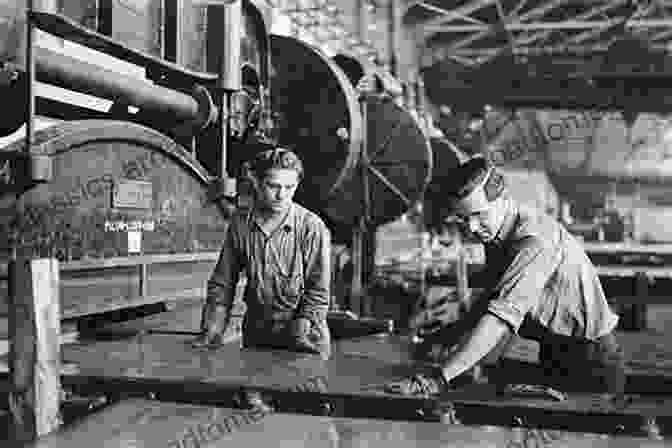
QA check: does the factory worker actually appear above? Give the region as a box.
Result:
[193,148,332,360]
[386,156,626,402]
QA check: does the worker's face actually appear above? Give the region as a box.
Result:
[255,168,299,213]
[454,188,506,243]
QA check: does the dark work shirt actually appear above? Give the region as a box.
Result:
[206,203,332,355]
[481,198,619,342]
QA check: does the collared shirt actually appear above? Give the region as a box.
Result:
[479,198,619,342]
[206,202,332,354]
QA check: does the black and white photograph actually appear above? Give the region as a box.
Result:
[0,0,671,446]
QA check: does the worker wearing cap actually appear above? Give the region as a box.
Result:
[193,148,332,359]
[386,156,626,400]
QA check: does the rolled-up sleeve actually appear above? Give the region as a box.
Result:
[296,218,331,322]
[206,220,243,313]
[487,237,560,333]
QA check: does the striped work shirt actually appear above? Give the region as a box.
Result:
[206,202,332,356]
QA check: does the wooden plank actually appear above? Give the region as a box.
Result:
[6,399,667,448]
[8,258,62,442]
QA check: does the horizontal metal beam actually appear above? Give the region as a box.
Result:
[420,0,496,29]
[449,42,672,56]
[426,18,672,33]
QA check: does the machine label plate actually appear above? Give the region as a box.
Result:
[113,179,153,209]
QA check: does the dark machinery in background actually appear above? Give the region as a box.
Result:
[0,0,435,320]
[267,41,433,312]
[0,0,273,320]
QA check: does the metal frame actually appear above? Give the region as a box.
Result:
[410,0,672,69]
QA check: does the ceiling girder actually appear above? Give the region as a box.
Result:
[419,0,497,30]
[418,0,672,70]
[426,18,672,33]
[436,0,576,53]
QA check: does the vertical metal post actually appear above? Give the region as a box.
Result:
[351,84,371,317]
[206,0,241,180]
[350,78,371,313]
[351,224,363,316]
[387,0,399,77]
[355,0,368,46]
[25,0,36,154]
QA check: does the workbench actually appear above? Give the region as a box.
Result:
[0,329,669,436]
[3,296,672,437]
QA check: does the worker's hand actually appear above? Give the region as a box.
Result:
[412,339,442,363]
[289,317,321,355]
[409,296,456,333]
[191,327,228,349]
[412,338,455,364]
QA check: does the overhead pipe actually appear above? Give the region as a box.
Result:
[32,46,217,131]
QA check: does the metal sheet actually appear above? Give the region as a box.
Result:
[9,399,669,447]
[26,332,669,433]
[269,34,363,227]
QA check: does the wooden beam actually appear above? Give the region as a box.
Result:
[8,258,62,443]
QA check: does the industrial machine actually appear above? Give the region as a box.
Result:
[0,3,670,447]
[0,0,435,320]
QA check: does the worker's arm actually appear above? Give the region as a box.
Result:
[199,221,243,338]
[439,236,560,381]
[439,313,510,382]
[295,217,331,323]
[410,291,491,362]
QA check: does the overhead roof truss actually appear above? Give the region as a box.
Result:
[407,0,672,68]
